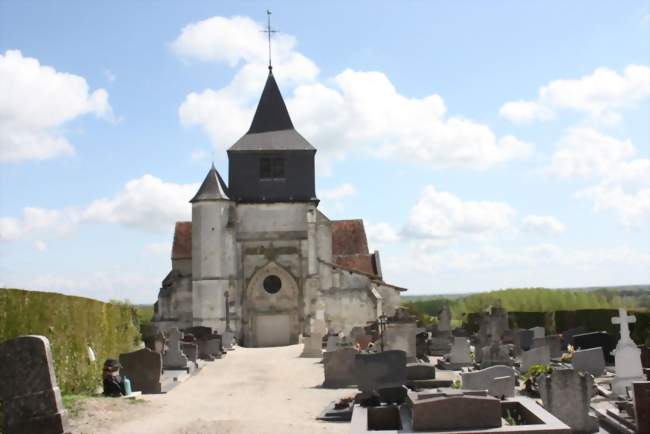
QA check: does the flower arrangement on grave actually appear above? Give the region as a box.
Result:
[522,364,553,396]
[560,344,575,362]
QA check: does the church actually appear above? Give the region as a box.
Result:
[153,66,406,347]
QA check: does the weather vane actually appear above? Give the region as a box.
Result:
[262,10,277,70]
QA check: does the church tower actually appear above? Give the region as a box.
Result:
[190,164,236,331]
[227,70,318,204]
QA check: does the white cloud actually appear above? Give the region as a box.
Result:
[144,241,171,256]
[403,185,516,240]
[82,175,197,232]
[0,50,113,162]
[366,222,401,248]
[500,65,650,124]
[319,183,356,201]
[103,69,116,83]
[576,183,650,229]
[1,175,198,242]
[546,128,636,179]
[522,215,566,235]
[544,128,650,228]
[0,207,77,241]
[34,240,47,252]
[175,16,532,170]
[499,100,554,123]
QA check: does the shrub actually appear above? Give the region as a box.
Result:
[0,288,141,394]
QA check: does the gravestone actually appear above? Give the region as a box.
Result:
[489,375,516,399]
[182,326,219,360]
[477,305,509,347]
[384,322,417,360]
[438,306,452,332]
[428,335,451,356]
[611,308,644,396]
[534,335,562,359]
[406,363,436,381]
[410,394,502,431]
[479,343,513,369]
[530,326,545,339]
[515,329,534,352]
[520,345,551,373]
[571,331,617,365]
[449,337,472,365]
[538,368,598,433]
[572,347,606,376]
[641,346,650,369]
[162,328,189,370]
[326,335,339,352]
[180,342,198,365]
[461,365,516,392]
[323,348,358,388]
[221,330,235,350]
[0,335,69,434]
[561,326,587,350]
[355,350,406,392]
[119,348,163,394]
[633,382,649,434]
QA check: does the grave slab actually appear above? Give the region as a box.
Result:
[119,348,163,394]
[572,347,605,376]
[355,350,406,392]
[0,335,70,434]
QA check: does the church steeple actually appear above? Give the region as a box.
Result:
[248,71,294,134]
[190,163,229,203]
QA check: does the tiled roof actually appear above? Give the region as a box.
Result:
[331,219,369,256]
[171,222,191,259]
[332,254,377,275]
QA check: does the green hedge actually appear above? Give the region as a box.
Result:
[0,289,140,394]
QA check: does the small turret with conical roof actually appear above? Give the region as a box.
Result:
[227,69,318,203]
[190,163,229,203]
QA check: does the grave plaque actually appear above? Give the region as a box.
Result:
[539,369,598,433]
[633,381,649,434]
[515,329,534,352]
[384,322,417,360]
[461,365,516,392]
[119,348,163,394]
[520,345,551,373]
[405,362,435,381]
[534,335,562,359]
[163,328,189,370]
[410,395,502,431]
[572,347,605,376]
[571,331,617,365]
[355,350,406,392]
[323,348,357,388]
[0,335,70,434]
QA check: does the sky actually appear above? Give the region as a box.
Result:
[0,1,649,303]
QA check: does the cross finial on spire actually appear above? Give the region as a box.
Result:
[262,10,277,71]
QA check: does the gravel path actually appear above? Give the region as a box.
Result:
[69,344,355,434]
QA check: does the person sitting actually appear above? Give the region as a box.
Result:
[102,358,126,397]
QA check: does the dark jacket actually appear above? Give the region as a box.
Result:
[103,374,126,397]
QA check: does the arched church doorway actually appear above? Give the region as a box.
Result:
[245,262,300,347]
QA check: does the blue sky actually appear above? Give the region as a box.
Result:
[1,1,649,303]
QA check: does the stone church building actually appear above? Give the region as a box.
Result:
[153,68,406,347]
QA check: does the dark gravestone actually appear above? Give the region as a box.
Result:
[561,326,587,350]
[119,348,163,394]
[406,363,436,381]
[323,348,358,388]
[571,331,617,364]
[640,346,650,369]
[354,350,407,393]
[0,335,70,434]
[183,326,223,360]
[633,382,649,434]
[410,395,502,431]
[515,329,534,352]
[180,342,198,365]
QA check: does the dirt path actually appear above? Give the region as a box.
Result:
[69,344,355,434]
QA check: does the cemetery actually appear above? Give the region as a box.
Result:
[1,284,649,433]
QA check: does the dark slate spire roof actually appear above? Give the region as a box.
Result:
[190,163,229,203]
[228,71,315,152]
[248,70,294,134]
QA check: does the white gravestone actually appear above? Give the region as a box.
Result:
[611,308,644,396]
[449,337,472,364]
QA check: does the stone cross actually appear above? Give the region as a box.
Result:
[612,308,636,343]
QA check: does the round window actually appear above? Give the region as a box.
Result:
[263,275,282,294]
